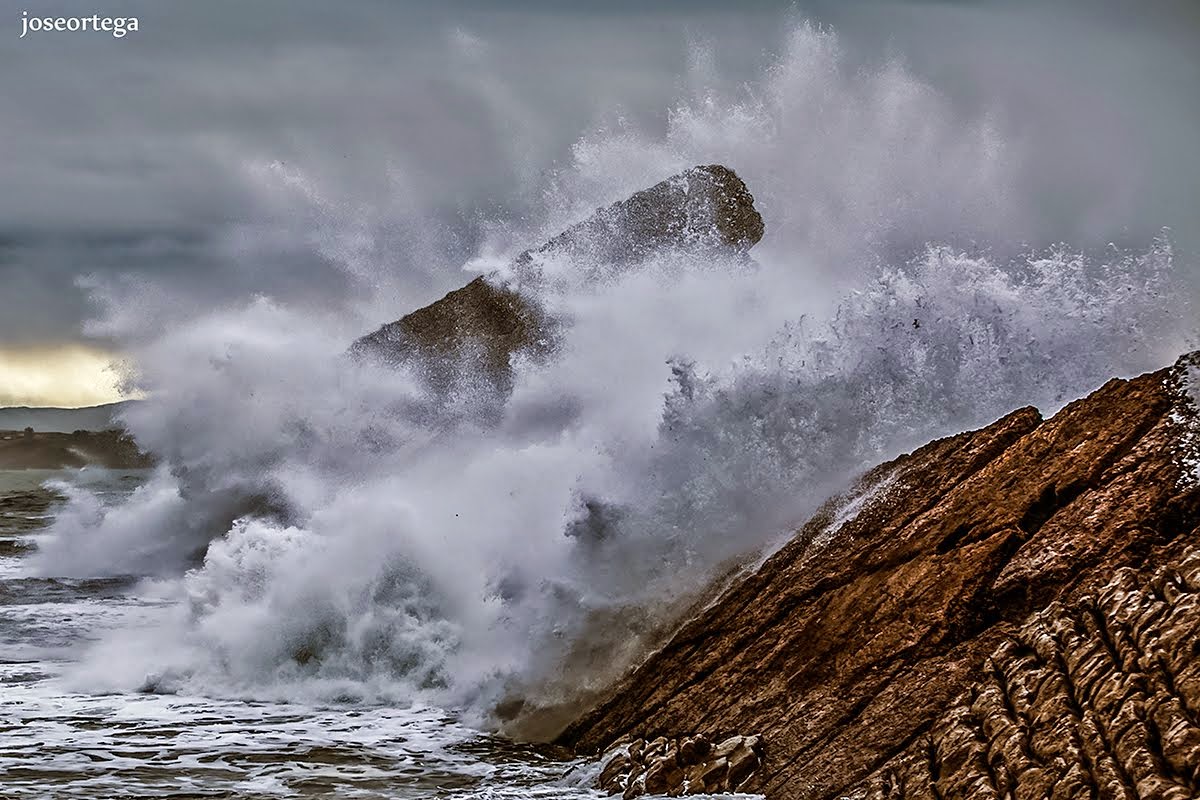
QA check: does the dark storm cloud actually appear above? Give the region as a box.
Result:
[1,0,1197,346]
[1,0,772,345]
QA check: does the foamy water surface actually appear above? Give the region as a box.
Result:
[0,469,638,799]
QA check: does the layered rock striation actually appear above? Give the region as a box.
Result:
[597,734,765,798]
[854,544,1200,799]
[561,354,1200,799]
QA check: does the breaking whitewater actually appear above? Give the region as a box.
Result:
[3,23,1194,799]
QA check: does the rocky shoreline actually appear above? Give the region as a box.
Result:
[596,734,765,798]
[17,164,1188,799]
[560,353,1200,799]
[340,164,1200,798]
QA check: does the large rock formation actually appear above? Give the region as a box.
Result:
[560,353,1200,799]
[350,165,763,393]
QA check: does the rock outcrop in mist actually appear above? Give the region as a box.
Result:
[561,353,1200,799]
[350,165,763,394]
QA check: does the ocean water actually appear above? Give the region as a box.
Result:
[0,469,618,799]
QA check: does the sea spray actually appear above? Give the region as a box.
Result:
[29,23,1193,729]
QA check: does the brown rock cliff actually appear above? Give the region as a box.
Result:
[560,353,1200,799]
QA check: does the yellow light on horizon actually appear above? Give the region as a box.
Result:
[0,345,135,408]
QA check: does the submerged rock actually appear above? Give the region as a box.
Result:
[562,353,1200,799]
[350,165,763,395]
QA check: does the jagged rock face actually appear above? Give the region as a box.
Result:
[351,275,550,397]
[560,354,1200,800]
[852,544,1200,800]
[350,165,763,394]
[511,163,764,274]
[598,734,764,798]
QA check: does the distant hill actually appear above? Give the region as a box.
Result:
[0,429,153,470]
[0,402,135,433]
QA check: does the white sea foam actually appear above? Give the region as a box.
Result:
[1169,357,1200,487]
[25,23,1193,727]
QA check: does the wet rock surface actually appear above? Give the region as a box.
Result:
[852,544,1200,799]
[561,353,1200,799]
[597,734,764,798]
[352,274,550,397]
[350,165,763,394]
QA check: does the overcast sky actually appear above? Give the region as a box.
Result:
[1,0,1198,385]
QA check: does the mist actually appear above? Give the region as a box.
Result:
[17,9,1195,735]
